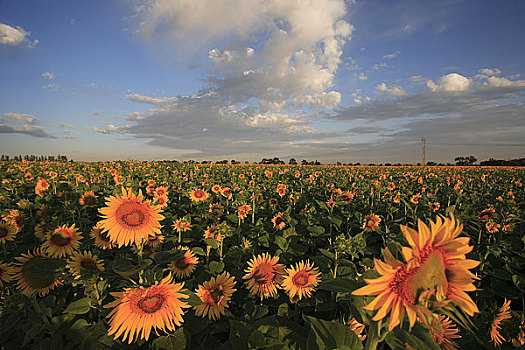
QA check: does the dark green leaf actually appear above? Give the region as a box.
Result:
[64,298,92,315]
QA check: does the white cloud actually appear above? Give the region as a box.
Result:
[0,23,31,46]
[427,73,471,92]
[358,73,368,80]
[376,82,406,96]
[89,124,122,134]
[113,0,353,159]
[59,122,76,129]
[42,72,54,80]
[125,93,178,105]
[487,76,525,88]
[0,124,56,138]
[478,68,502,76]
[0,113,55,138]
[41,83,59,91]
[372,62,388,70]
[3,113,39,124]
[383,51,400,59]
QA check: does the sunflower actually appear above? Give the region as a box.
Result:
[170,247,199,279]
[68,251,105,278]
[0,261,15,287]
[243,253,285,300]
[13,249,62,296]
[272,213,286,230]
[43,224,82,258]
[105,275,189,344]
[0,222,17,243]
[353,215,479,331]
[154,195,169,208]
[362,214,381,232]
[90,222,113,250]
[98,187,165,247]
[34,223,52,241]
[282,260,321,302]
[194,272,236,320]
[79,191,98,207]
[3,209,23,231]
[154,186,168,197]
[490,298,512,347]
[425,315,461,350]
[211,185,222,194]
[347,318,367,341]
[189,189,210,203]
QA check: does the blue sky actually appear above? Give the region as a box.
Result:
[1,0,524,163]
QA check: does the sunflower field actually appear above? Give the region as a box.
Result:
[0,160,524,349]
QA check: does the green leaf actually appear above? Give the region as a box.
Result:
[209,261,224,275]
[153,328,191,350]
[248,330,266,349]
[303,315,363,350]
[227,214,239,224]
[385,325,440,350]
[275,236,289,251]
[23,322,46,346]
[318,279,359,293]
[205,238,220,249]
[229,320,251,350]
[192,247,206,256]
[308,225,325,236]
[112,258,152,278]
[63,298,92,315]
[153,250,184,265]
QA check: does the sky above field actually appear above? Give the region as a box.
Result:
[1,0,524,164]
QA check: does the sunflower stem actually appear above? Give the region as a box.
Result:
[30,295,52,329]
[364,321,380,350]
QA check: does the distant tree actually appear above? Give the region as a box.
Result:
[289,158,297,165]
[301,159,308,165]
[426,161,437,166]
[455,155,477,166]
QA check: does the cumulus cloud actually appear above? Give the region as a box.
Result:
[125,93,178,105]
[332,71,525,161]
[0,124,57,138]
[114,0,353,158]
[42,72,54,80]
[427,73,471,92]
[0,23,37,47]
[89,124,122,134]
[3,112,39,124]
[0,113,56,138]
[376,82,406,96]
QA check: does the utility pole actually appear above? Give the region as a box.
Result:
[421,137,426,166]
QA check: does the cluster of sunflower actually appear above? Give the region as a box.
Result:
[1,161,524,349]
[1,186,325,345]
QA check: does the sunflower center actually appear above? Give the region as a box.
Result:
[195,191,203,198]
[292,271,309,287]
[174,257,190,269]
[254,263,276,285]
[51,230,73,247]
[22,256,59,289]
[99,230,111,242]
[83,195,97,206]
[80,258,99,271]
[0,227,8,238]
[405,249,448,303]
[204,285,224,305]
[137,292,165,313]
[116,201,147,227]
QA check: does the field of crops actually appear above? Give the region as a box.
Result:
[0,161,524,349]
